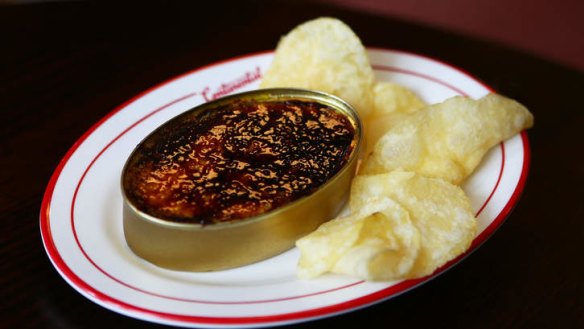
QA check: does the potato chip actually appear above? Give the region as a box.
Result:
[360,93,534,183]
[371,81,426,117]
[350,171,477,278]
[260,17,375,120]
[296,211,364,279]
[331,202,420,281]
[364,82,426,154]
[263,18,535,283]
[297,197,420,280]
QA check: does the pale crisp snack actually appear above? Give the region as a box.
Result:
[360,93,534,184]
[297,171,476,281]
[296,211,364,279]
[364,82,426,154]
[297,197,421,281]
[261,18,533,282]
[260,17,375,120]
[371,81,426,118]
[350,171,477,278]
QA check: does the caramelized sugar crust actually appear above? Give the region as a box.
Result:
[123,100,355,224]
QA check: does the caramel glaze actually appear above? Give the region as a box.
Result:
[123,100,356,224]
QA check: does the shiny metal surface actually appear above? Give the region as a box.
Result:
[121,88,362,271]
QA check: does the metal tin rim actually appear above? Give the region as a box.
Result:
[120,88,362,231]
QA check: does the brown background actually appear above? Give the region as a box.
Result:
[1,1,583,328]
[322,0,584,72]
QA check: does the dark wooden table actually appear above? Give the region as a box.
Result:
[2,1,583,328]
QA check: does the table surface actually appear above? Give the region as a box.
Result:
[1,1,583,328]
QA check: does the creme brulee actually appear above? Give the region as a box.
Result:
[122,99,356,224]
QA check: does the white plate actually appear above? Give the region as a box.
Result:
[40,48,530,328]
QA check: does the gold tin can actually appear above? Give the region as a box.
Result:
[121,88,362,271]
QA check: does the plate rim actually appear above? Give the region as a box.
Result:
[39,47,531,327]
